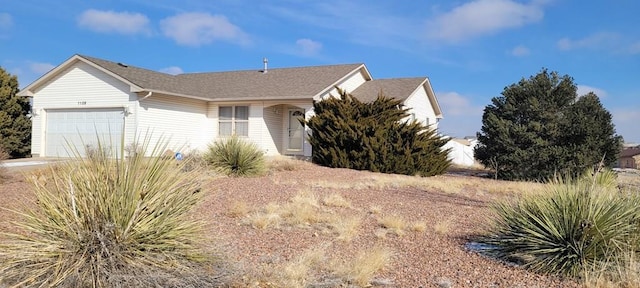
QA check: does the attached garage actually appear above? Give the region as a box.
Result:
[45,108,125,157]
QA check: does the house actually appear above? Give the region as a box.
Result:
[18,54,443,158]
[618,147,640,169]
[442,137,478,167]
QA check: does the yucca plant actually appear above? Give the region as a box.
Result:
[478,172,640,277]
[204,136,266,176]
[0,137,218,287]
[579,168,618,190]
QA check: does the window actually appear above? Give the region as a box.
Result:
[219,106,249,136]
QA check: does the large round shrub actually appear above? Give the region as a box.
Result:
[303,89,450,176]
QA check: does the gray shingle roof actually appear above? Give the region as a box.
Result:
[350,77,426,103]
[80,55,183,93]
[80,55,364,101]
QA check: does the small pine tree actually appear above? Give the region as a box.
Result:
[0,67,31,158]
[303,89,450,176]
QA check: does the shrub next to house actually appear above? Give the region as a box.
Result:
[304,89,450,176]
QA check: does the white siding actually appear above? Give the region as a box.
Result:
[314,69,368,101]
[31,61,136,157]
[204,103,218,147]
[207,102,273,155]
[137,94,209,153]
[443,139,478,167]
[248,104,263,149]
[207,102,312,156]
[262,104,283,155]
[403,86,439,130]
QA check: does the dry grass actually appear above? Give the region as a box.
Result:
[331,216,362,241]
[378,214,408,236]
[283,192,325,226]
[583,251,640,288]
[242,191,326,230]
[290,190,320,207]
[264,202,281,214]
[322,193,352,208]
[227,201,251,218]
[333,246,393,286]
[244,211,281,229]
[240,190,429,242]
[284,202,324,226]
[275,245,328,288]
[311,173,547,195]
[618,170,640,191]
[369,205,383,215]
[267,156,306,172]
[410,221,428,232]
[434,220,451,235]
[236,243,392,287]
[374,228,389,239]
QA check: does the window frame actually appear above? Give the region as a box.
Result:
[219,105,249,137]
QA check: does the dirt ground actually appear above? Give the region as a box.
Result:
[0,160,588,287]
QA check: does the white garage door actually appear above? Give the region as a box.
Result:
[45,108,124,157]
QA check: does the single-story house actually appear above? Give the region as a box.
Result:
[18,54,443,158]
[442,137,478,167]
[618,147,640,169]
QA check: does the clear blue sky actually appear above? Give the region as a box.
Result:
[2,0,639,142]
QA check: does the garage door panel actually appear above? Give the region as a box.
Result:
[45,108,124,157]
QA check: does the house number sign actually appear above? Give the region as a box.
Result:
[78,101,87,105]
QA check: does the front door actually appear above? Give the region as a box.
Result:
[288,109,304,152]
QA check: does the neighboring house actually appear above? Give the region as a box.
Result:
[618,147,640,169]
[18,54,443,158]
[442,137,478,167]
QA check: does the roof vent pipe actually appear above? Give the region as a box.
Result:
[263,57,268,73]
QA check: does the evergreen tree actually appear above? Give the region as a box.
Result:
[475,69,622,181]
[560,93,622,171]
[304,89,450,176]
[0,67,31,158]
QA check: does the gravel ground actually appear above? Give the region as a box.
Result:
[0,162,581,288]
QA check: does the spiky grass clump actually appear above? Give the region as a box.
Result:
[378,215,408,236]
[334,246,393,286]
[478,175,640,277]
[0,139,216,287]
[204,136,266,177]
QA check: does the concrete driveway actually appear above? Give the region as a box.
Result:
[1,158,62,173]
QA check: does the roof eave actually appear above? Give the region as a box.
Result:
[207,96,314,102]
[138,89,314,102]
[423,78,443,118]
[312,64,371,100]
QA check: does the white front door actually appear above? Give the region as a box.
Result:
[287,109,304,152]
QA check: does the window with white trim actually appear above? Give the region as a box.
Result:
[219,106,249,136]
